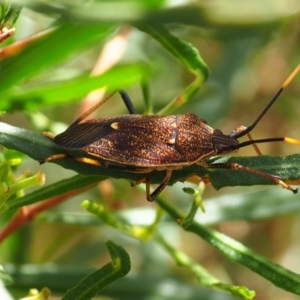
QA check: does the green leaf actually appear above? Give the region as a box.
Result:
[0,22,113,93]
[0,122,299,202]
[206,155,300,189]
[5,174,103,210]
[0,265,13,285]
[186,223,300,295]
[195,189,300,225]
[136,23,209,79]
[156,233,255,299]
[2,263,238,299]
[135,22,209,114]
[61,240,131,300]
[0,170,44,210]
[0,63,151,111]
[0,4,22,29]
[155,197,300,295]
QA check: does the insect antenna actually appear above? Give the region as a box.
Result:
[68,92,116,129]
[235,136,300,150]
[68,91,136,131]
[232,64,300,139]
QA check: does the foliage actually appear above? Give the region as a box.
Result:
[0,1,300,300]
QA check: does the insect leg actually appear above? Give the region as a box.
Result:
[247,133,262,156]
[42,153,138,171]
[41,131,106,166]
[131,170,173,201]
[209,162,298,193]
[229,125,262,155]
[41,154,105,167]
[131,177,151,199]
[148,170,173,202]
[42,132,56,139]
[40,153,68,164]
[119,90,137,114]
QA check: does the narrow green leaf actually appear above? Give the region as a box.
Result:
[206,155,300,189]
[4,262,225,299]
[0,170,44,210]
[187,223,300,295]
[20,0,157,23]
[61,240,131,300]
[0,265,13,285]
[0,4,22,28]
[0,122,299,199]
[156,233,255,299]
[135,22,209,114]
[0,122,142,182]
[0,64,151,111]
[198,189,300,225]
[5,174,103,210]
[136,23,209,78]
[0,22,113,92]
[155,197,300,295]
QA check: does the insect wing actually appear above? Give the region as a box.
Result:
[81,115,185,167]
[54,120,114,149]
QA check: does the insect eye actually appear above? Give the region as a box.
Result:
[214,129,223,134]
[214,143,224,154]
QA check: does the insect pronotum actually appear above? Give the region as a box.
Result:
[43,64,300,201]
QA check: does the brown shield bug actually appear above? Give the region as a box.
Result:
[43,64,300,201]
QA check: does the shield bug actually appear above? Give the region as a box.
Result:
[43,64,300,201]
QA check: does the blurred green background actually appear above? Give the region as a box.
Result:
[1,1,300,299]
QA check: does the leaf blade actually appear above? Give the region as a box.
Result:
[61,240,131,300]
